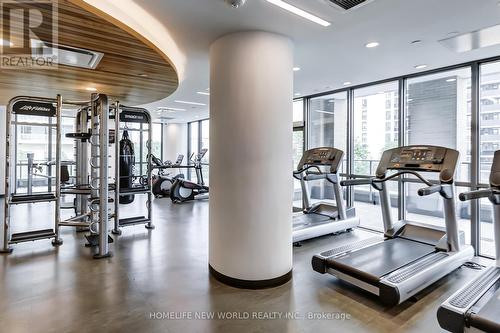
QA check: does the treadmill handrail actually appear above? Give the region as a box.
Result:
[418,184,442,196]
[341,171,434,188]
[293,165,323,180]
[459,189,495,202]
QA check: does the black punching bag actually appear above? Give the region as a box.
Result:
[119,130,135,204]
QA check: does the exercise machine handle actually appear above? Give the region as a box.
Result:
[459,189,492,201]
[418,184,442,196]
[341,178,373,186]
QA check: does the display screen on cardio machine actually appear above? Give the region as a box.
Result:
[388,146,446,171]
[301,148,341,167]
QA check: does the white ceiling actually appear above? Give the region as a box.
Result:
[133,0,500,123]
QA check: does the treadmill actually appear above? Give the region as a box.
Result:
[311,145,474,306]
[438,150,500,333]
[293,147,359,243]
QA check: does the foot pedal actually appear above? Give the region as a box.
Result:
[119,216,150,227]
[10,229,56,243]
[85,234,114,247]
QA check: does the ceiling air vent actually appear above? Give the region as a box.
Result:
[31,39,104,69]
[326,0,373,11]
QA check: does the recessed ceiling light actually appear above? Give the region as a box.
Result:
[264,0,331,27]
[343,81,352,86]
[414,64,427,69]
[365,42,379,48]
[0,39,12,47]
[197,91,210,96]
[175,100,206,106]
[85,87,97,91]
[293,67,301,71]
[294,93,301,96]
[158,107,186,111]
[446,78,457,82]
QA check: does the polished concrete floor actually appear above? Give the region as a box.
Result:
[0,195,491,333]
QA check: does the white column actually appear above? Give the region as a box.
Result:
[209,31,293,288]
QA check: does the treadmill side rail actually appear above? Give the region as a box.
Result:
[380,246,474,306]
[293,216,360,243]
[438,266,500,333]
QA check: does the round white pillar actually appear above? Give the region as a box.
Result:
[209,31,293,288]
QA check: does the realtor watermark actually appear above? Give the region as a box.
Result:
[148,311,351,321]
[1,0,58,69]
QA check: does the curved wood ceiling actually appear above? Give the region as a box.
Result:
[0,0,178,106]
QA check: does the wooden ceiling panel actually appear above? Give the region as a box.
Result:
[0,0,178,105]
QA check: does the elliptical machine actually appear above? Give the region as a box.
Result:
[170,149,209,203]
[151,154,185,197]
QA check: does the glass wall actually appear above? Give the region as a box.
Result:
[305,93,348,207]
[293,99,305,203]
[480,61,500,256]
[188,121,200,180]
[404,68,472,237]
[151,123,163,159]
[14,115,74,194]
[201,120,210,184]
[297,58,500,257]
[352,82,399,230]
[188,119,210,184]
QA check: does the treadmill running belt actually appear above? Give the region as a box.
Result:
[293,213,331,229]
[327,238,435,285]
[470,281,500,333]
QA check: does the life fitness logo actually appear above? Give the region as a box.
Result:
[0,1,59,69]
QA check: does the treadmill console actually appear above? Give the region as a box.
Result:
[388,146,446,171]
[297,147,344,173]
[376,145,459,183]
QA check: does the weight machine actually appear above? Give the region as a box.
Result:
[2,94,113,259]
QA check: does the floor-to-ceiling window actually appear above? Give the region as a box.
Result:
[293,99,305,203]
[306,92,348,205]
[188,121,200,180]
[151,123,163,160]
[14,115,74,194]
[480,61,500,257]
[404,68,472,243]
[298,56,500,257]
[201,119,210,184]
[352,82,399,231]
[188,119,210,184]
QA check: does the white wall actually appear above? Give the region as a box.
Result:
[163,123,188,162]
[0,106,5,195]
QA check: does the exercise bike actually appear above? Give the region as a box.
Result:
[151,154,185,197]
[170,149,209,203]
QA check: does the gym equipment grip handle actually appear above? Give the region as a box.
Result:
[459,189,492,202]
[418,185,442,196]
[341,178,373,186]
